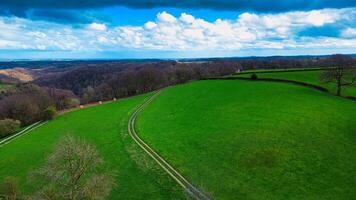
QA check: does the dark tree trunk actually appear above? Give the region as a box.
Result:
[336,77,341,96]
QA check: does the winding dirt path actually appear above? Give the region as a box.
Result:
[128,91,211,200]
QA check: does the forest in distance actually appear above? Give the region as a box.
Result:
[0,55,354,128]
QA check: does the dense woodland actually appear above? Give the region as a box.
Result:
[0,56,355,135]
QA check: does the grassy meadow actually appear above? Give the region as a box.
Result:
[1,70,355,199]
[0,93,185,199]
[137,80,356,199]
[234,69,356,97]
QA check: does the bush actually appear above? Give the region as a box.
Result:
[251,73,258,80]
[43,106,57,120]
[0,119,21,138]
[65,98,80,109]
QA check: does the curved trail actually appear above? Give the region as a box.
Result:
[128,91,211,200]
[0,121,47,147]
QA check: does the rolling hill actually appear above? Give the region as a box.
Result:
[1,72,355,199]
[234,69,356,97]
[0,94,185,199]
[137,80,356,199]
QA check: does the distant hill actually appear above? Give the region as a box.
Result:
[0,54,355,70]
[0,59,166,70]
[0,74,18,84]
[0,68,35,82]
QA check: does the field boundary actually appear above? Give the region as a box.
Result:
[203,77,356,101]
[234,68,325,75]
[128,91,211,200]
[0,121,47,147]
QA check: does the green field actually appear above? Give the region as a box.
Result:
[233,69,356,97]
[137,80,356,199]
[1,74,356,199]
[0,94,184,199]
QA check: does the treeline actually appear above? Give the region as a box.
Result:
[237,57,334,70]
[91,61,238,102]
[1,56,354,135]
[0,84,58,126]
[36,61,238,102]
[0,61,237,134]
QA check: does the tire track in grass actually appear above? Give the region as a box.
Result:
[0,121,47,147]
[128,91,211,200]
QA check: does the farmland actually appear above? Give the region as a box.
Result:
[234,69,356,97]
[1,70,356,199]
[0,0,355,198]
[0,94,184,199]
[137,80,356,199]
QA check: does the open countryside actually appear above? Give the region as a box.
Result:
[1,1,356,199]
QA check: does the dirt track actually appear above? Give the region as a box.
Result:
[127,91,211,200]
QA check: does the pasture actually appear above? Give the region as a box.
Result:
[137,80,356,199]
[234,69,356,97]
[0,94,184,199]
[1,71,355,199]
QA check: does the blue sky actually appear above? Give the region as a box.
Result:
[0,0,355,59]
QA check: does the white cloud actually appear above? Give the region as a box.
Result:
[144,21,157,29]
[157,11,177,23]
[88,22,107,31]
[0,8,355,54]
[180,13,195,24]
[303,10,339,26]
[342,28,356,38]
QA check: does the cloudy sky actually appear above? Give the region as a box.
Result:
[0,0,355,59]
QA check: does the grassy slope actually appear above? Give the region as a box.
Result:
[234,70,356,97]
[0,94,184,199]
[137,80,356,200]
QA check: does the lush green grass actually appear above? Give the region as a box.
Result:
[137,80,356,199]
[234,70,356,97]
[0,94,185,199]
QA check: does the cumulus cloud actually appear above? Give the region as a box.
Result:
[342,28,356,38]
[157,11,177,23]
[180,13,195,24]
[0,8,355,54]
[144,21,157,29]
[88,22,107,31]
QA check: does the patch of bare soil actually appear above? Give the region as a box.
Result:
[0,68,35,82]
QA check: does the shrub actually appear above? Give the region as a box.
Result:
[0,119,21,138]
[65,98,80,109]
[251,73,258,80]
[82,86,95,104]
[43,106,57,120]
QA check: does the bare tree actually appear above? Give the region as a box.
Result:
[81,86,95,104]
[45,87,79,110]
[320,54,356,96]
[137,67,167,93]
[30,136,115,200]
